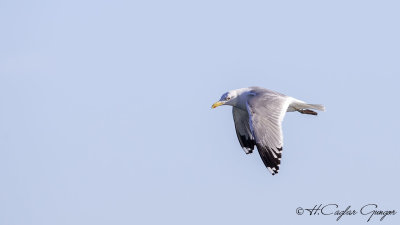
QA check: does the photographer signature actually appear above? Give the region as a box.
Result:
[296,204,397,222]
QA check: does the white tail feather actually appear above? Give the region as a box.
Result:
[305,104,325,111]
[288,98,325,112]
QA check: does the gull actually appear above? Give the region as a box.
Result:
[211,87,324,175]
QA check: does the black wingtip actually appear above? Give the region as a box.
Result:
[257,144,282,175]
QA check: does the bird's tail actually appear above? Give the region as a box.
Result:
[289,99,325,116]
[304,104,325,111]
[296,103,325,116]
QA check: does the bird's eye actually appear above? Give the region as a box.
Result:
[226,97,231,100]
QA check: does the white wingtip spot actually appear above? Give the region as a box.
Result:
[242,147,252,154]
[271,150,278,159]
[267,167,275,174]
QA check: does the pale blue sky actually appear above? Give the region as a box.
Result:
[1,1,399,225]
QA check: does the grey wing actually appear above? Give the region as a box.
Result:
[232,107,256,154]
[246,92,291,175]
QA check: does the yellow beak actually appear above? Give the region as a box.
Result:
[211,101,224,109]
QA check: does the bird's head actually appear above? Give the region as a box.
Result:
[211,91,239,108]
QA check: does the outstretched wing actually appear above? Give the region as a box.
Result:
[246,91,291,175]
[232,107,256,154]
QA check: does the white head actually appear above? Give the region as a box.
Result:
[211,88,249,108]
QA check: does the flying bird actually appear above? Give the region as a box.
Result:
[212,87,324,175]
